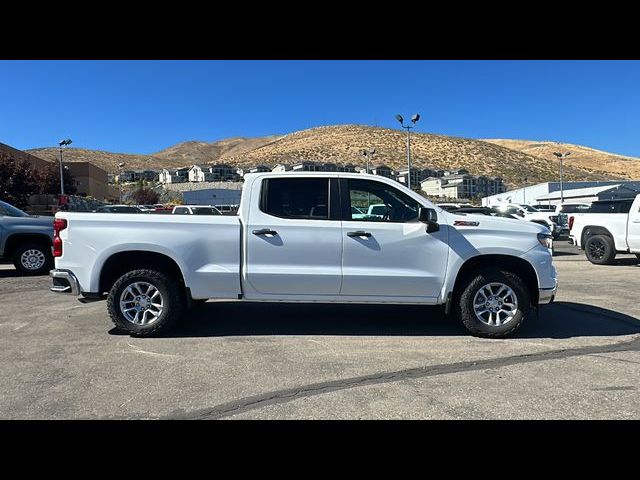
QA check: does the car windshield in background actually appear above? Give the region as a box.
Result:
[0,200,29,217]
[192,207,222,215]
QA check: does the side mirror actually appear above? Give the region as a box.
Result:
[419,207,439,233]
[419,207,437,223]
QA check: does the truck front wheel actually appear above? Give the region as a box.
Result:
[456,268,532,338]
[584,235,616,265]
[107,269,186,336]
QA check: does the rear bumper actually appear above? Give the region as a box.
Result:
[50,269,80,295]
[538,283,557,305]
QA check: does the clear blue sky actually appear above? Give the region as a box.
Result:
[1,60,639,157]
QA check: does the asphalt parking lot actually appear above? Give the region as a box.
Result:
[1,241,639,419]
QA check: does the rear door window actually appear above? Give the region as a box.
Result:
[260,178,329,220]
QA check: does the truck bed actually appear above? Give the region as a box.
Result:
[55,212,242,298]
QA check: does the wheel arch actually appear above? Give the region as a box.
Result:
[4,233,52,257]
[581,226,613,250]
[99,250,187,295]
[451,254,539,306]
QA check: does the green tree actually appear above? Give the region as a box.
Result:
[0,153,39,208]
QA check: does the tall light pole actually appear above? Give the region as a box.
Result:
[552,151,571,203]
[58,138,72,195]
[395,113,420,189]
[361,148,376,174]
[118,162,126,203]
[523,177,528,204]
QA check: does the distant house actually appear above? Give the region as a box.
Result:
[118,170,136,183]
[291,161,323,172]
[188,165,207,182]
[395,167,424,186]
[238,165,271,177]
[371,165,394,178]
[209,164,240,182]
[159,168,186,184]
[421,173,506,199]
[272,164,292,172]
[339,164,358,173]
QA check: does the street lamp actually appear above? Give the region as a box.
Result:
[395,113,420,189]
[118,162,126,203]
[552,151,571,203]
[361,148,376,174]
[58,138,72,195]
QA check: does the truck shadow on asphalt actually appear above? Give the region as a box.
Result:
[115,300,640,340]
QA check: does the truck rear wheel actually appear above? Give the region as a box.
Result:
[584,235,616,265]
[456,268,531,338]
[107,269,186,336]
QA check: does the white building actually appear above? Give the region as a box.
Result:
[421,173,506,199]
[188,165,207,182]
[482,181,640,207]
[159,168,186,184]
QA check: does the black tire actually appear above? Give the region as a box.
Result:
[107,269,186,336]
[12,242,53,275]
[584,235,616,265]
[455,268,532,338]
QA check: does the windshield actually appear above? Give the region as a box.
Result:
[0,200,29,217]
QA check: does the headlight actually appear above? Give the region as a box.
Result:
[537,233,553,249]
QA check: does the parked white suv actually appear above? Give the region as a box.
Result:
[50,173,557,338]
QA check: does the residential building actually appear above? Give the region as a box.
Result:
[421,174,506,200]
[371,165,394,178]
[396,167,424,187]
[159,168,186,184]
[188,165,207,182]
[118,170,136,183]
[209,164,240,182]
[272,164,292,173]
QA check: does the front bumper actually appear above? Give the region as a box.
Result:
[50,269,80,295]
[538,283,557,304]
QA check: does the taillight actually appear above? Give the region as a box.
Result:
[568,216,574,231]
[53,218,67,257]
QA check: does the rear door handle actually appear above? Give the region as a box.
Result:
[252,228,278,235]
[347,231,372,237]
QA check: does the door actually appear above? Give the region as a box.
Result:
[245,176,343,295]
[626,195,640,251]
[340,178,449,299]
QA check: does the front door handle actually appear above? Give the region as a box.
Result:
[347,231,372,237]
[252,228,278,236]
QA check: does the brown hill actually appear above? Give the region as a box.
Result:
[25,126,629,189]
[483,139,640,180]
[221,125,614,188]
[153,136,281,164]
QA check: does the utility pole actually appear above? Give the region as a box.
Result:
[58,138,72,195]
[118,162,126,203]
[395,114,420,189]
[361,148,376,174]
[552,151,571,203]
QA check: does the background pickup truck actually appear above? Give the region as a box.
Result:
[569,194,640,264]
[50,172,558,338]
[0,200,54,275]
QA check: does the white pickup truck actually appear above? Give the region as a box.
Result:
[569,195,640,264]
[49,172,558,338]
